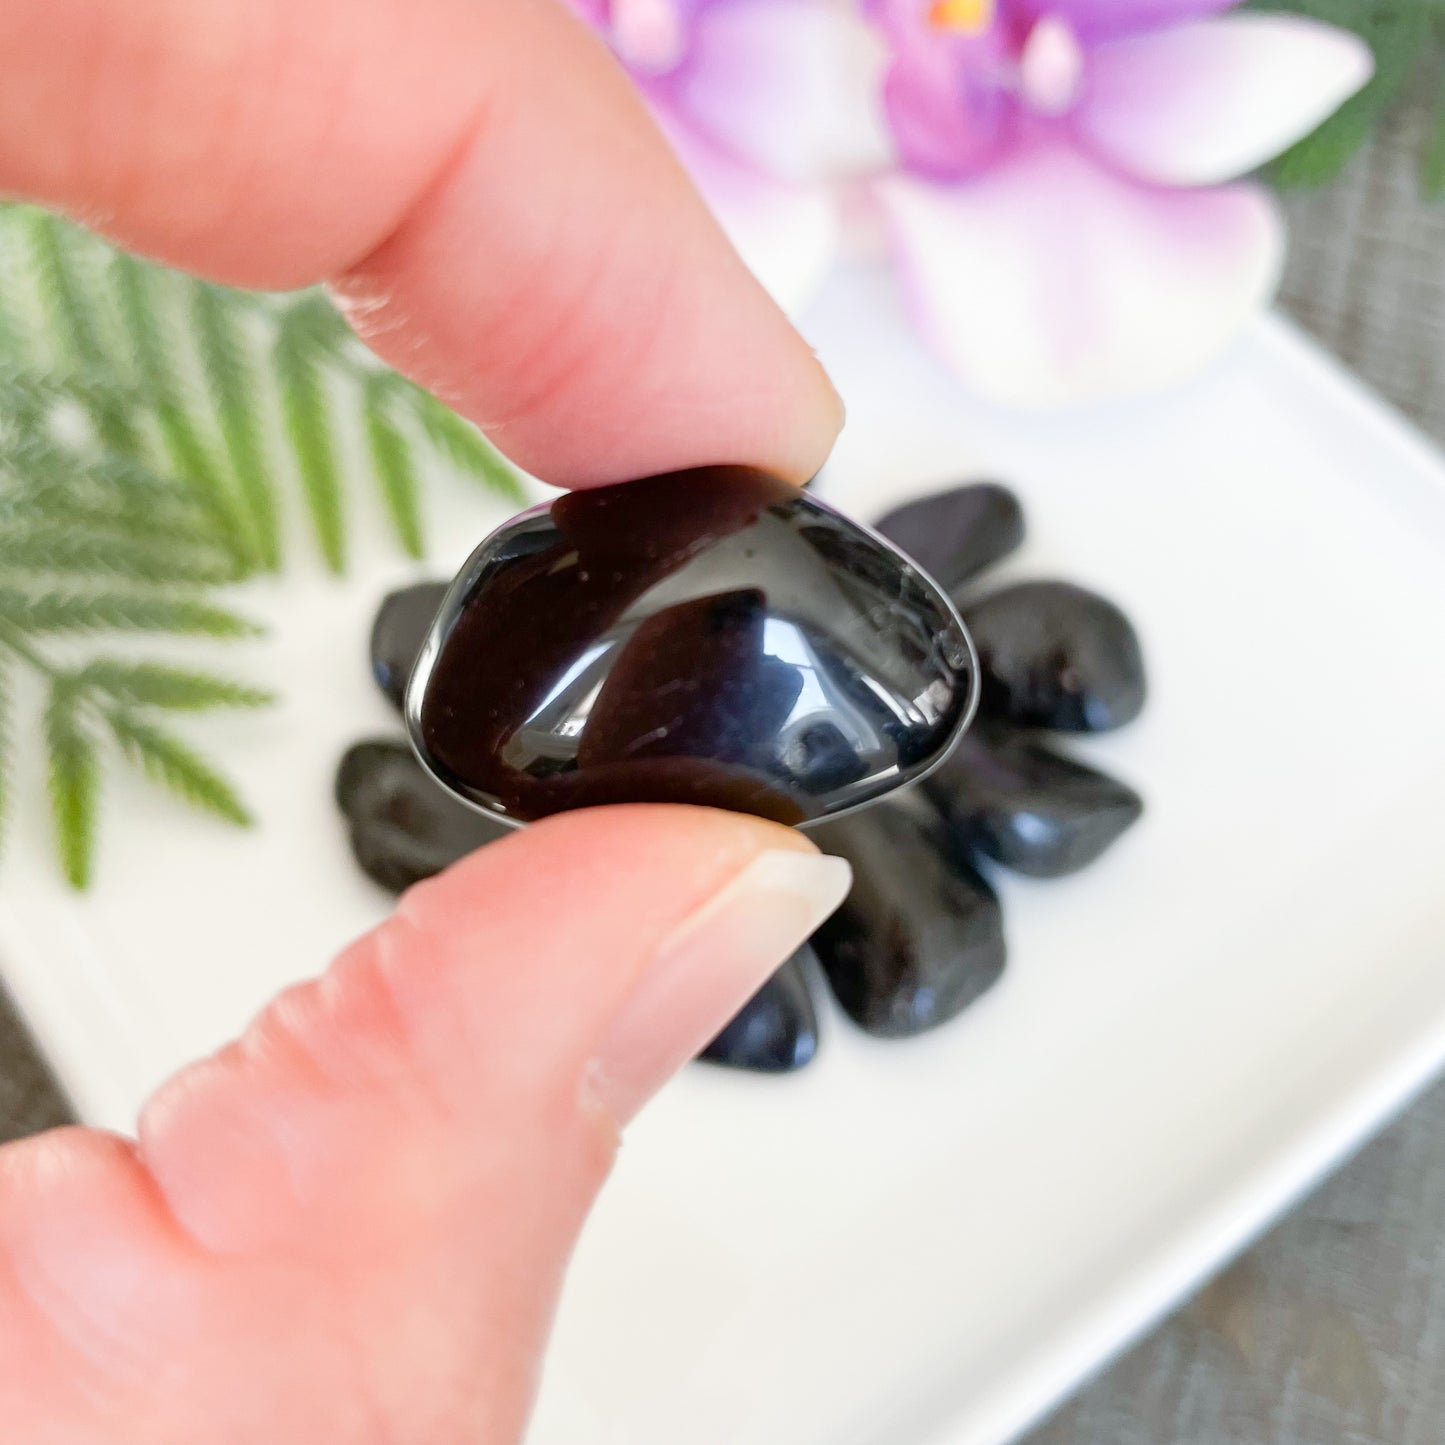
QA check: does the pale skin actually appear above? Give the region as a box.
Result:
[0,1,848,1439]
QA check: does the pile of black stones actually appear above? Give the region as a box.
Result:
[337,482,1146,1074]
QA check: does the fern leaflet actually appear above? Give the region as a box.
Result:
[366,374,425,558]
[105,711,252,826]
[274,301,346,572]
[77,661,273,711]
[0,588,259,638]
[194,284,281,569]
[112,254,255,568]
[44,681,100,888]
[409,387,526,502]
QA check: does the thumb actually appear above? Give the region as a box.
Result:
[0,806,849,1444]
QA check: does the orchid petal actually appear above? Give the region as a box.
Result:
[1078,16,1374,186]
[676,0,893,182]
[651,105,840,317]
[876,143,1283,409]
[865,0,1018,179]
[1020,0,1239,43]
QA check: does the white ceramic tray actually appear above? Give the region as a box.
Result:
[4,262,1445,1445]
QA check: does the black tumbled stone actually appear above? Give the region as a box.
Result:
[873,482,1025,591]
[409,466,977,828]
[962,580,1145,732]
[370,581,449,712]
[811,800,1005,1038]
[699,948,820,1073]
[336,738,511,893]
[926,727,1142,878]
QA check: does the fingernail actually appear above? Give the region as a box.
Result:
[589,849,851,1124]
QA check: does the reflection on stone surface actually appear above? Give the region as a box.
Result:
[410,467,977,827]
[370,581,449,712]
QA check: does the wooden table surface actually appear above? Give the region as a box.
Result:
[3,99,1442,1445]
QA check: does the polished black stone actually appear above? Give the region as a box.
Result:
[699,947,820,1073]
[925,726,1142,878]
[336,738,511,893]
[810,799,1005,1038]
[962,580,1146,732]
[370,582,449,712]
[874,482,1025,592]
[408,467,978,828]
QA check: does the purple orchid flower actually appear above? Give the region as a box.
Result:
[577,0,1370,407]
[866,0,1372,404]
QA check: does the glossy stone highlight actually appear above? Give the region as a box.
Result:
[925,726,1143,878]
[408,467,978,827]
[874,481,1025,592]
[811,799,1006,1037]
[963,580,1146,732]
[336,739,511,893]
[370,581,449,712]
[699,948,820,1073]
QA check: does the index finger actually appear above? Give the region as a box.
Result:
[0,0,841,485]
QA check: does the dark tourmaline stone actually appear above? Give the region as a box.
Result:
[336,738,511,893]
[371,581,449,711]
[699,947,820,1073]
[925,726,1142,878]
[810,800,1005,1038]
[408,466,978,828]
[962,580,1146,732]
[873,482,1025,592]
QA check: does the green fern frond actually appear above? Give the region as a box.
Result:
[0,588,259,638]
[278,291,354,352]
[0,369,57,429]
[408,386,525,502]
[194,284,281,569]
[44,680,100,888]
[275,302,346,572]
[0,236,19,363]
[0,204,528,885]
[74,453,222,542]
[0,522,237,586]
[24,213,109,374]
[78,660,273,711]
[112,255,256,569]
[366,374,425,558]
[105,710,251,826]
[0,481,219,553]
[23,212,147,461]
[3,436,192,506]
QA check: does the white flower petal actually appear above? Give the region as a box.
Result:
[876,142,1284,409]
[677,0,894,183]
[653,106,841,317]
[1077,15,1374,187]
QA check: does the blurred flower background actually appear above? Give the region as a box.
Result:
[576,0,1382,406]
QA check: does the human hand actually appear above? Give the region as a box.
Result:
[0,1,849,1439]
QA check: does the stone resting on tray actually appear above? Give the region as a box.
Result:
[341,473,1147,1073]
